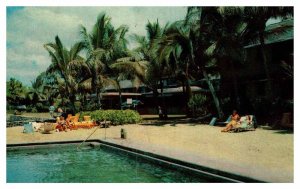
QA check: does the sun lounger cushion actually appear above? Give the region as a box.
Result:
[230,115,257,132]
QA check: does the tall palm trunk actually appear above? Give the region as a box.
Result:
[96,88,102,109]
[180,79,187,113]
[203,70,224,118]
[159,79,165,113]
[229,60,240,109]
[185,78,192,116]
[185,78,192,101]
[69,94,76,113]
[259,31,273,99]
[153,86,159,114]
[117,82,122,110]
[82,94,87,111]
[159,79,169,117]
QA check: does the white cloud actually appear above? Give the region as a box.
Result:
[7,6,187,86]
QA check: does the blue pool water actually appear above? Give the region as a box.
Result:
[7,144,208,183]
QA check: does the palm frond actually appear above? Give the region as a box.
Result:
[70,41,84,60]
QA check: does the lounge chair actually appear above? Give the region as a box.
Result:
[210,115,231,126]
[74,115,97,129]
[66,114,79,130]
[230,115,257,133]
[66,114,97,129]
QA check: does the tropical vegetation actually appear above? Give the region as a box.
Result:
[7,7,293,123]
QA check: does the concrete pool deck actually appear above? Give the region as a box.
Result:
[6,122,293,183]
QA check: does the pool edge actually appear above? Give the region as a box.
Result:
[7,140,264,183]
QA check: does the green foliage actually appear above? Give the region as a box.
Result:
[35,102,49,112]
[188,94,207,108]
[74,101,82,112]
[6,78,27,106]
[80,109,142,125]
[188,94,208,116]
[79,111,92,121]
[31,107,38,113]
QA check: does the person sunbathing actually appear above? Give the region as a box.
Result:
[221,110,240,132]
[245,115,253,126]
[56,116,68,132]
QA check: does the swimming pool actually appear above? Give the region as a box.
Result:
[7,141,258,183]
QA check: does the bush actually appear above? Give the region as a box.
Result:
[31,107,38,113]
[35,102,49,112]
[79,111,92,121]
[188,94,208,116]
[80,109,142,125]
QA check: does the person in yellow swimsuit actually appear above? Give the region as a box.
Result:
[221,110,240,132]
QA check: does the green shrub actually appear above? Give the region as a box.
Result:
[31,107,38,113]
[79,111,92,121]
[80,109,142,125]
[35,102,48,112]
[74,101,81,112]
[188,94,208,116]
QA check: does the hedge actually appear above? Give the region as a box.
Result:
[79,109,142,125]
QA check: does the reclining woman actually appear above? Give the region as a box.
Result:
[221,110,240,132]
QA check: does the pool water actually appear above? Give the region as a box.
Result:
[7,144,207,183]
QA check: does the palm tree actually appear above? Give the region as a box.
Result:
[27,77,47,105]
[131,20,171,112]
[6,78,27,106]
[44,36,85,112]
[154,8,226,118]
[110,57,148,109]
[205,7,249,109]
[80,13,129,109]
[156,21,196,101]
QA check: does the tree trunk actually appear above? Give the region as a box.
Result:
[152,85,159,115]
[119,89,122,110]
[180,79,188,114]
[203,70,224,119]
[230,60,240,109]
[96,88,102,109]
[69,94,76,114]
[116,81,122,110]
[259,31,273,99]
[82,94,87,111]
[160,79,164,98]
[185,78,192,116]
[160,79,167,118]
[185,78,192,102]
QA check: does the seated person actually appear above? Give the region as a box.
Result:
[245,115,253,126]
[55,108,68,132]
[221,110,240,132]
[56,116,68,132]
[57,108,67,119]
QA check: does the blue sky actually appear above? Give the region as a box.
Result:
[6,6,187,86]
